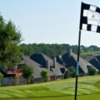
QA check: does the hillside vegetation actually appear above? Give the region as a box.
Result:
[20,44,100,57]
[0,75,100,100]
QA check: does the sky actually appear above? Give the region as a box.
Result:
[0,0,100,46]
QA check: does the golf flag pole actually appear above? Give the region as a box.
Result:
[74,2,100,100]
[74,2,82,100]
[74,30,81,100]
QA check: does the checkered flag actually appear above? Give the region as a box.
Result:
[80,2,100,33]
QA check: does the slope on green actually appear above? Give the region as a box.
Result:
[0,75,100,100]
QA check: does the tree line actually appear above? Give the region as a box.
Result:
[20,43,100,57]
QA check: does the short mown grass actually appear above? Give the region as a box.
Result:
[0,75,100,100]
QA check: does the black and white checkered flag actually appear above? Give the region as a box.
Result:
[80,2,100,33]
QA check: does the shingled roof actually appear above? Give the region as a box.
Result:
[89,55,100,71]
[30,53,67,76]
[61,49,98,75]
[22,55,54,78]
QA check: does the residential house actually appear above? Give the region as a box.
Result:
[30,53,67,80]
[57,49,98,75]
[20,55,56,82]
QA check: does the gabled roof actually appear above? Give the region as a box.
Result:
[30,53,46,68]
[72,53,98,73]
[56,56,64,65]
[22,55,42,78]
[62,50,98,74]
[89,56,100,71]
[22,55,54,78]
[30,53,67,76]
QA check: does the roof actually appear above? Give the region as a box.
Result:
[89,55,100,71]
[22,55,55,78]
[30,53,67,76]
[62,50,98,74]
[72,52,98,73]
[22,55,43,78]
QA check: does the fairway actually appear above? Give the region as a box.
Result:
[0,75,100,100]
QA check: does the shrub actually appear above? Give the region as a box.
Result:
[68,66,75,78]
[21,64,33,83]
[0,73,4,79]
[40,70,48,82]
[88,66,96,76]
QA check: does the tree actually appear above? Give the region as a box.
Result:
[40,70,48,82]
[21,64,33,83]
[88,66,96,76]
[68,66,75,78]
[0,14,22,68]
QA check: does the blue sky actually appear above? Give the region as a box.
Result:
[0,0,100,46]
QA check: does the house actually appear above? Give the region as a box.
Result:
[20,55,56,82]
[0,67,23,86]
[57,49,98,75]
[30,53,68,80]
[0,67,22,78]
[7,69,22,78]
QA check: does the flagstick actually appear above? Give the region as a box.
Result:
[74,30,81,100]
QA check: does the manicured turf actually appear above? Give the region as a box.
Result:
[0,75,100,100]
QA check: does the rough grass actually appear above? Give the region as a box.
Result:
[0,75,100,100]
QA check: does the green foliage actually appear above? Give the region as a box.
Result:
[88,66,96,76]
[20,43,100,57]
[0,14,22,67]
[68,66,75,77]
[20,43,70,57]
[40,70,48,82]
[0,72,4,78]
[21,64,33,80]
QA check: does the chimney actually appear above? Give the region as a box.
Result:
[68,49,72,57]
[46,59,50,70]
[53,57,56,68]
